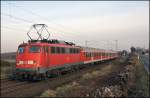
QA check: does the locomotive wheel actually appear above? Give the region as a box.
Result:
[32,75,38,81]
[41,73,47,80]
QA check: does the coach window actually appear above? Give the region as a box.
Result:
[76,48,78,54]
[106,53,108,56]
[75,48,77,54]
[94,53,96,57]
[88,53,90,57]
[73,48,75,54]
[61,47,65,54]
[90,52,91,57]
[65,48,69,54]
[76,49,78,53]
[98,53,100,56]
[74,48,77,54]
[70,48,73,54]
[72,48,75,54]
[102,53,104,56]
[100,53,102,56]
[84,52,86,57]
[77,49,80,53]
[69,48,71,53]
[86,52,88,57]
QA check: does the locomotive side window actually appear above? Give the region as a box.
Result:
[51,47,56,53]
[56,47,60,53]
[18,47,25,54]
[29,46,40,53]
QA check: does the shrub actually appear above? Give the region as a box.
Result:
[41,89,56,97]
[81,73,93,80]
[56,81,82,97]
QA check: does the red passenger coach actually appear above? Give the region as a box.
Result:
[14,24,118,80]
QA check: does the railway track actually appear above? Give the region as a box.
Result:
[1,60,116,97]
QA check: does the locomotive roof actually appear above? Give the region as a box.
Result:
[18,39,117,53]
[19,40,80,48]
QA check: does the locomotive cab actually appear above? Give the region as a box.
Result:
[15,43,47,79]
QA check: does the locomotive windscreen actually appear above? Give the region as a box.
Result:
[18,47,25,54]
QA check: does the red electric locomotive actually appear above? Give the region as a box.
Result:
[14,24,118,80]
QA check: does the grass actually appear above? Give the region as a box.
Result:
[81,64,112,81]
[41,89,56,97]
[41,64,114,97]
[128,56,149,97]
[0,60,15,79]
[134,60,149,97]
[41,81,83,97]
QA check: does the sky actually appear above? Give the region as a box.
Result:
[1,1,149,53]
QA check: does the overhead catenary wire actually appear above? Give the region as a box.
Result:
[1,13,78,42]
[1,13,34,24]
[2,13,78,39]
[6,2,81,36]
[2,2,85,45]
[2,25,27,32]
[2,12,80,40]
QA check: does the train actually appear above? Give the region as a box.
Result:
[13,24,119,80]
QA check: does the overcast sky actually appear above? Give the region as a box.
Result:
[1,1,149,53]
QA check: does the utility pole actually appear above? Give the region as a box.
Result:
[85,40,88,47]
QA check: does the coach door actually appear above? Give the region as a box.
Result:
[43,46,49,66]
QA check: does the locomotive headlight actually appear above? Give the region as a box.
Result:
[19,61,24,65]
[28,60,34,64]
